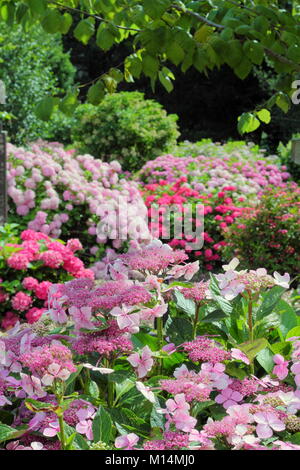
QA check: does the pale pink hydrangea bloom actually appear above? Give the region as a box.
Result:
[127,346,154,378]
[115,433,139,450]
[253,411,285,438]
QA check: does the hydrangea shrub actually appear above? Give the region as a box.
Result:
[7,140,150,259]
[136,146,295,271]
[0,241,299,451]
[0,226,94,328]
[222,186,300,276]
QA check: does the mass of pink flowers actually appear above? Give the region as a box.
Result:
[0,229,94,328]
[7,140,151,255]
[0,236,299,451]
[136,148,297,271]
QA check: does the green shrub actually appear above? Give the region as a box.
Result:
[0,22,75,145]
[72,92,180,172]
[222,185,300,277]
[277,137,300,183]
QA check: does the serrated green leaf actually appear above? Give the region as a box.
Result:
[174,290,196,317]
[41,10,63,34]
[238,338,268,361]
[92,406,112,444]
[96,24,115,51]
[0,424,27,444]
[74,18,95,45]
[256,286,286,321]
[143,0,171,19]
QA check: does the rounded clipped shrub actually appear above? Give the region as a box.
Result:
[72,91,180,172]
[222,185,300,276]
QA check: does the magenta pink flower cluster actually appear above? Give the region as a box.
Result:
[0,229,94,328]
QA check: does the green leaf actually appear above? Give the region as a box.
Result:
[92,406,112,444]
[166,42,185,66]
[143,0,171,19]
[238,112,260,134]
[88,381,99,399]
[60,13,73,34]
[191,400,214,417]
[74,18,95,45]
[0,424,27,444]
[209,274,232,315]
[41,10,63,34]
[165,317,193,345]
[63,423,89,450]
[238,338,268,362]
[59,91,78,116]
[255,286,286,321]
[243,40,264,65]
[25,398,57,413]
[35,96,57,121]
[96,24,115,51]
[28,0,46,16]
[174,290,196,317]
[65,365,83,388]
[150,402,165,428]
[202,309,228,323]
[158,70,173,92]
[87,81,105,105]
[286,326,300,339]
[277,301,299,338]
[234,56,252,80]
[256,108,271,124]
[256,347,274,373]
[142,54,159,78]
[276,92,290,113]
[287,44,300,63]
[225,363,247,380]
[252,16,270,35]
[225,40,243,68]
[289,432,300,445]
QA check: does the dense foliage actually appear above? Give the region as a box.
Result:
[222,186,300,277]
[72,92,179,171]
[2,1,300,135]
[0,23,75,144]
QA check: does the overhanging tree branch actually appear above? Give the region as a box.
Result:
[49,1,143,32]
[171,4,225,29]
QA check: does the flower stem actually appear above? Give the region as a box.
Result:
[247,294,253,343]
[107,381,114,408]
[104,358,114,407]
[58,412,66,450]
[247,293,255,375]
[193,304,201,339]
[157,317,164,374]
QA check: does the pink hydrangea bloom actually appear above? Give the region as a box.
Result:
[253,412,285,438]
[115,433,139,450]
[127,345,154,378]
[215,388,244,409]
[273,354,289,380]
